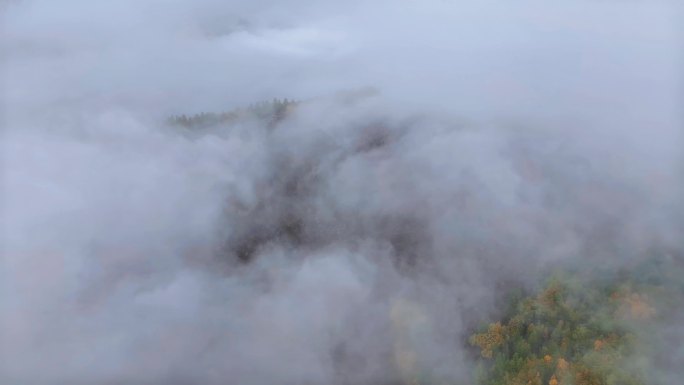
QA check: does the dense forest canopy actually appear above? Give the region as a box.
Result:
[468,256,684,385]
[167,98,297,129]
[162,101,684,385]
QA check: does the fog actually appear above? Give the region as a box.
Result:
[1,1,682,384]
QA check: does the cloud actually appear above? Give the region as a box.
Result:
[1,0,682,384]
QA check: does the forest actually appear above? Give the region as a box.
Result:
[167,98,297,130]
[468,255,683,385]
[167,100,684,385]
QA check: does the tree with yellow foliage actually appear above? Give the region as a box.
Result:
[469,279,645,385]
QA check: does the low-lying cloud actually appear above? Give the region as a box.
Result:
[1,1,682,384]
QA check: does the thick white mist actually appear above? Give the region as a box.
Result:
[1,1,681,384]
